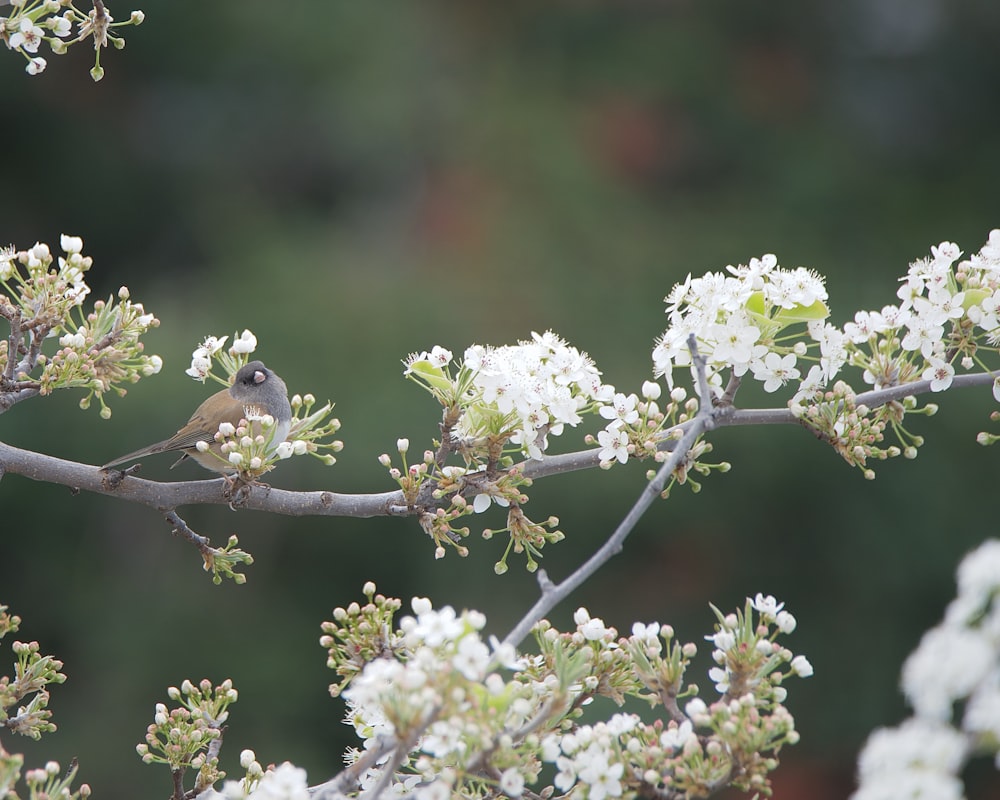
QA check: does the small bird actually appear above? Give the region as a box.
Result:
[102,360,292,474]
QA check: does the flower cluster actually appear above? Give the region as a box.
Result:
[843,235,1000,393]
[399,333,619,566]
[320,582,404,698]
[0,605,90,799]
[0,605,67,743]
[405,332,614,462]
[4,759,90,799]
[400,333,730,567]
[653,254,829,395]
[317,586,810,800]
[183,331,343,480]
[0,235,161,418]
[851,538,1000,800]
[186,330,259,386]
[538,596,809,799]
[379,436,564,569]
[2,0,145,80]
[136,678,238,795]
[654,231,1000,475]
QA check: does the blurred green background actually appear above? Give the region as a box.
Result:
[2,1,1000,797]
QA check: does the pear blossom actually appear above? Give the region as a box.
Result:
[660,720,694,751]
[599,392,640,425]
[751,352,800,393]
[922,357,955,392]
[10,18,44,53]
[597,424,629,465]
[231,329,257,354]
[751,593,784,621]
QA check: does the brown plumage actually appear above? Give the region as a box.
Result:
[102,360,291,473]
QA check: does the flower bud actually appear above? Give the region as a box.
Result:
[641,380,662,400]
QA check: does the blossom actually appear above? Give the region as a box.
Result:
[852,718,967,800]
[186,335,228,379]
[843,310,889,343]
[708,666,729,693]
[768,266,827,309]
[10,18,44,53]
[142,355,163,376]
[630,622,661,654]
[250,762,309,800]
[451,633,490,680]
[599,392,640,425]
[660,720,694,751]
[963,669,1000,742]
[406,346,453,373]
[750,593,784,621]
[921,357,955,392]
[186,356,211,380]
[48,14,72,38]
[60,234,84,254]
[472,491,509,513]
[499,768,525,798]
[59,331,87,349]
[901,625,994,720]
[707,319,761,368]
[751,351,800,392]
[201,335,228,355]
[231,329,257,354]
[951,539,1000,620]
[576,743,624,800]
[26,57,47,76]
[790,655,814,678]
[597,423,629,465]
[900,313,943,358]
[641,380,661,400]
[429,332,611,460]
[810,321,847,381]
[685,697,708,720]
[574,608,612,641]
[399,599,466,648]
[706,628,735,653]
[776,610,797,634]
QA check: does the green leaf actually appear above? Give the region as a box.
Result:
[408,360,453,392]
[773,298,830,326]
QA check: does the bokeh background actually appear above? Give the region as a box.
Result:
[3,1,1000,796]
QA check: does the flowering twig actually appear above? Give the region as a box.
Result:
[502,335,717,649]
[162,510,253,585]
[0,238,162,418]
[1,0,145,80]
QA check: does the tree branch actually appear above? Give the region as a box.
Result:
[499,358,1000,650]
[0,440,405,517]
[0,371,995,521]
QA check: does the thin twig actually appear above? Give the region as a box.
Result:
[502,337,716,649]
[164,509,210,549]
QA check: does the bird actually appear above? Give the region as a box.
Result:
[102,360,292,474]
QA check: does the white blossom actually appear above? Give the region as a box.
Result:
[901,625,995,720]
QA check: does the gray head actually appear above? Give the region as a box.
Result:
[230,360,292,424]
